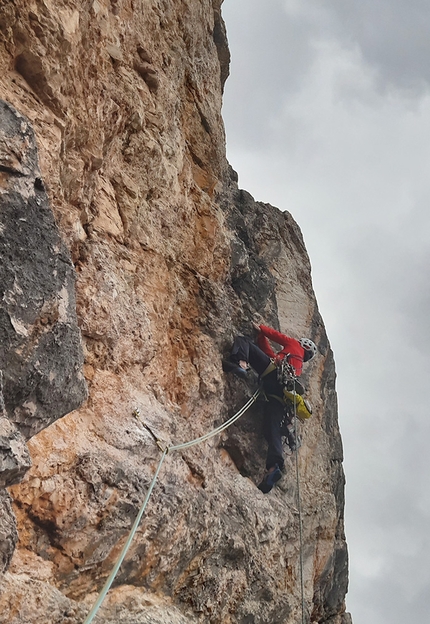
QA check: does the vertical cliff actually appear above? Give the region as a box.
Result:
[0,1,352,623]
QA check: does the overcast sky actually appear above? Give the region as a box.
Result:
[221,1,430,622]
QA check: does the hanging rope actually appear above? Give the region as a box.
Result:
[83,387,261,624]
[292,381,306,624]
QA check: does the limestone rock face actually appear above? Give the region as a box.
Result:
[0,489,18,574]
[0,1,352,623]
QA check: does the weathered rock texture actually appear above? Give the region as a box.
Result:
[0,98,87,573]
[0,1,352,623]
[0,101,88,440]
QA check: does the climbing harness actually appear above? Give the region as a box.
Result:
[83,387,261,624]
[261,356,306,396]
[259,357,296,389]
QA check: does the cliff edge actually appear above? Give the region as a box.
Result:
[0,1,351,623]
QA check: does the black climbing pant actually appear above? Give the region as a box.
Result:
[230,335,271,375]
[262,396,286,471]
[230,335,286,471]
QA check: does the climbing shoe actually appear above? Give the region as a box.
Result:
[222,360,248,379]
[257,465,282,494]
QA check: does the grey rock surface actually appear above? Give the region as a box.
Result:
[0,372,31,488]
[0,416,31,488]
[0,100,87,439]
[0,100,87,576]
[0,490,17,574]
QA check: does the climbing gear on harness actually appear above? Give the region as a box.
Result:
[299,338,317,360]
[283,421,302,452]
[278,402,302,451]
[276,355,296,387]
[83,387,262,624]
[261,357,306,396]
[258,464,282,494]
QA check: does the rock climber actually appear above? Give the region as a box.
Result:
[223,322,317,493]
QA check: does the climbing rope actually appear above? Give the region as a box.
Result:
[83,387,261,624]
[292,381,306,624]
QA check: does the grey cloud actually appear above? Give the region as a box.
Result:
[223,0,318,146]
[279,0,430,91]
[223,0,430,151]
[351,581,428,624]
[325,0,430,91]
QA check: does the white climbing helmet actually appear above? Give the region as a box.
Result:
[299,338,317,359]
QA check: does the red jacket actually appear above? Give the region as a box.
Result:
[257,324,305,376]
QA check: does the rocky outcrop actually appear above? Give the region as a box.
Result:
[0,1,351,623]
[0,101,87,440]
[0,373,31,490]
[0,99,87,575]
